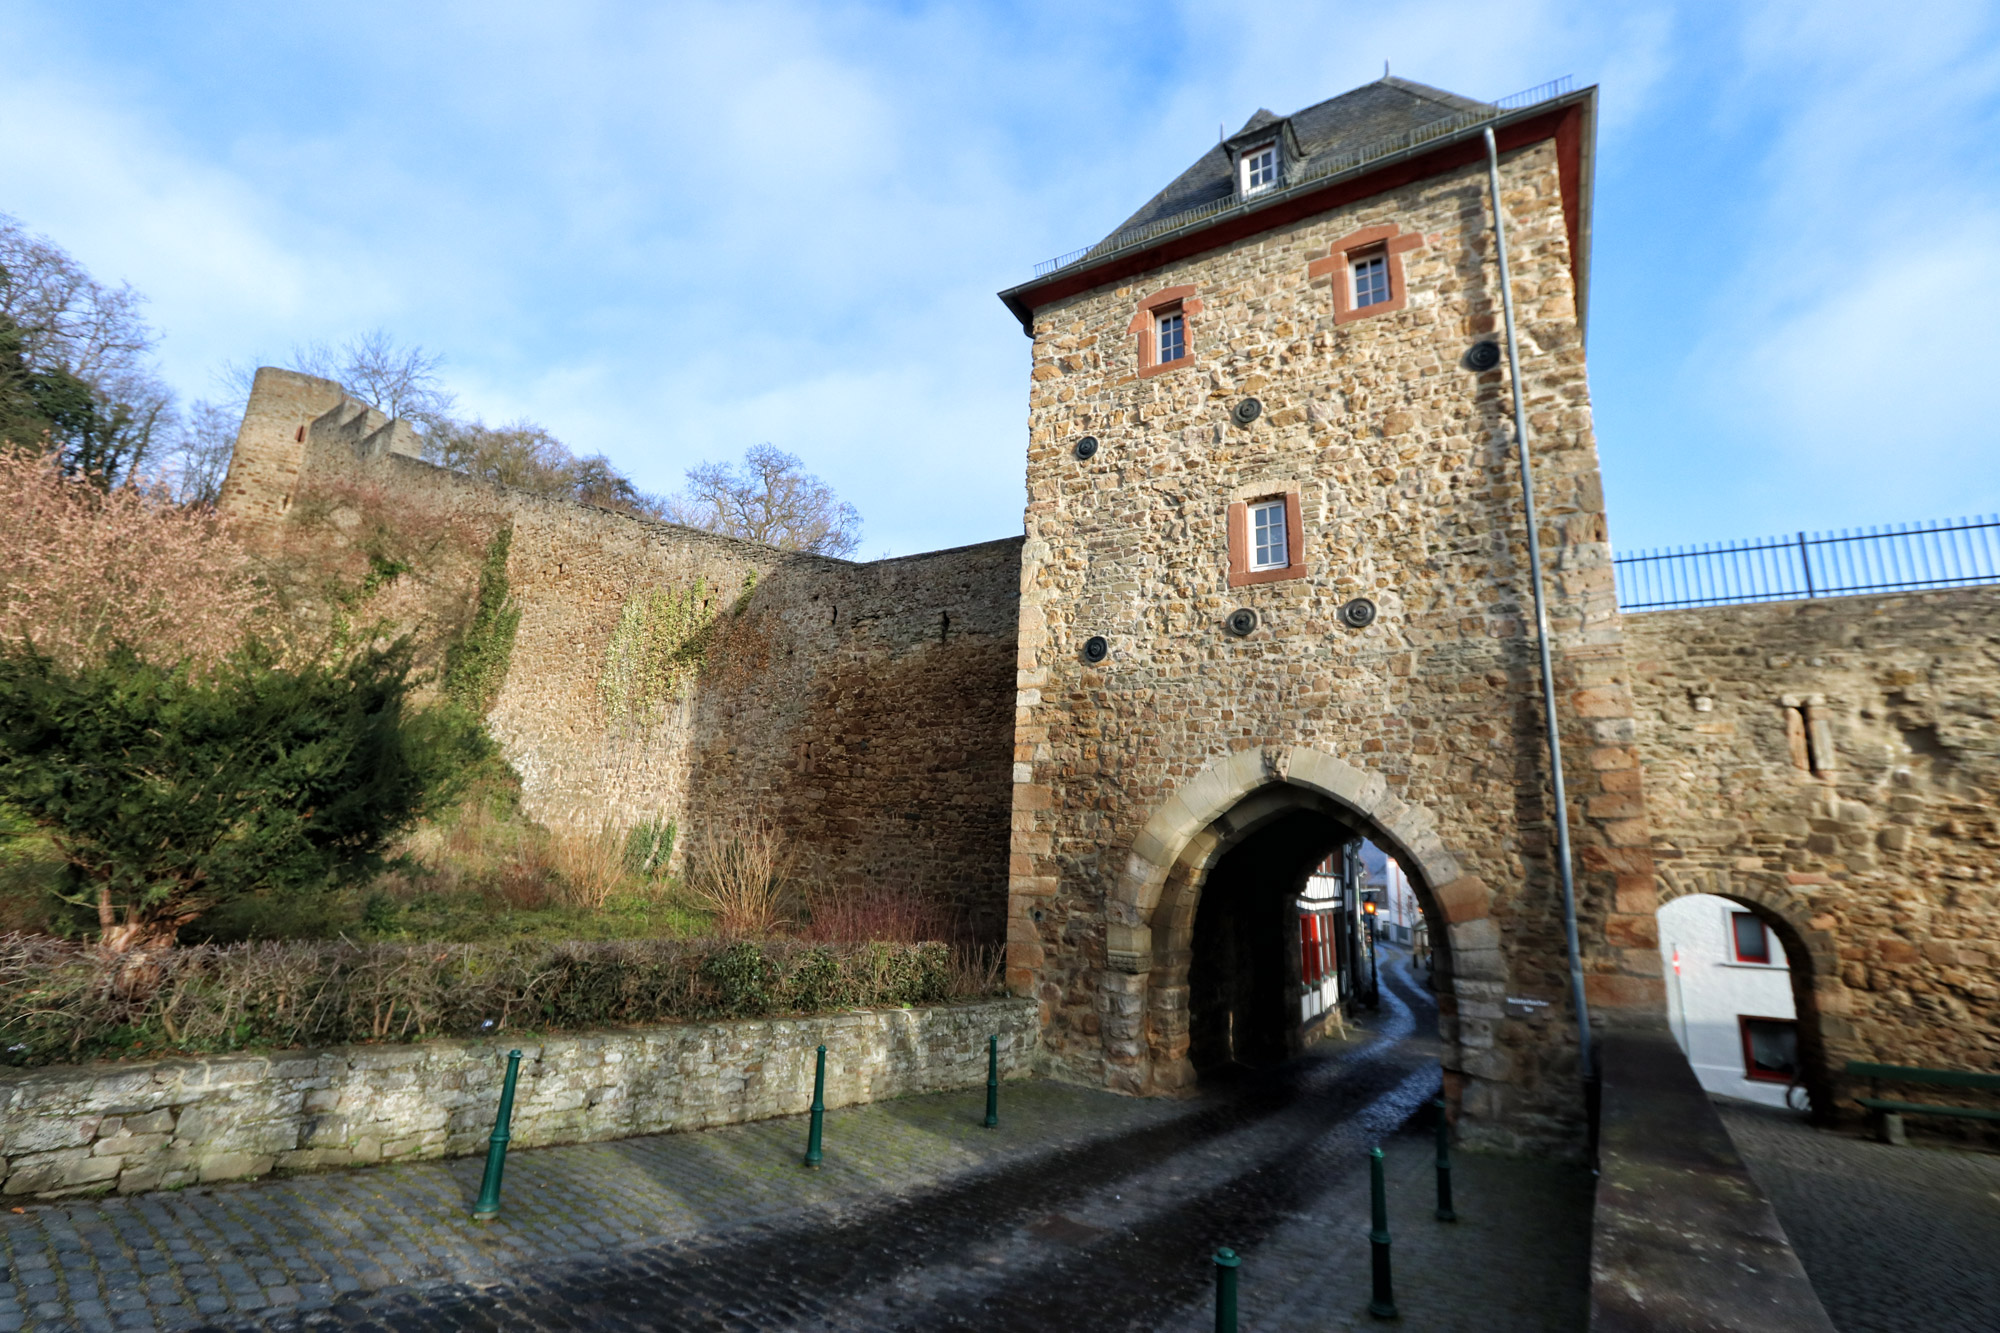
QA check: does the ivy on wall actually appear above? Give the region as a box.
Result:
[441,526,522,715]
[600,578,720,731]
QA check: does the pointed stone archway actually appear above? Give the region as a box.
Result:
[1095,745,1505,1116]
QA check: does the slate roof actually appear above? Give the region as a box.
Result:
[1104,77,1495,242]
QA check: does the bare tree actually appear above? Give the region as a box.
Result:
[423,418,662,518]
[667,444,861,557]
[162,400,239,508]
[219,331,456,428]
[336,329,456,425]
[0,213,177,488]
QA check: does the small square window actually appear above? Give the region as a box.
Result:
[1242,145,1277,194]
[1352,253,1390,308]
[1740,1016,1798,1083]
[1730,911,1770,964]
[1250,499,1287,570]
[1157,309,1186,365]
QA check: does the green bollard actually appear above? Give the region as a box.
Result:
[1368,1145,1398,1319]
[984,1034,999,1129]
[1434,1097,1457,1223]
[471,1049,522,1221]
[1213,1247,1239,1333]
[803,1044,827,1168]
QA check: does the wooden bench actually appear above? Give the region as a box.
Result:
[1845,1061,2000,1144]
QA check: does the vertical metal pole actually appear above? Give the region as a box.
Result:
[1368,1146,1397,1318]
[1484,126,1594,1086]
[1213,1248,1240,1333]
[1433,1098,1457,1222]
[1367,912,1381,1007]
[984,1034,1000,1128]
[803,1044,827,1168]
[471,1049,522,1221]
[1797,532,1815,597]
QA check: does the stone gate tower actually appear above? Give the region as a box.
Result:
[996,77,1664,1151]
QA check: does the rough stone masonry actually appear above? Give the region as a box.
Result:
[1,999,1038,1198]
[199,77,1996,1157]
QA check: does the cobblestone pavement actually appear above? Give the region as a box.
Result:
[1718,1100,2000,1333]
[2,949,1592,1331]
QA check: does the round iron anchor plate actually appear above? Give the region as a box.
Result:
[1466,341,1502,372]
[1082,635,1110,663]
[1339,598,1378,629]
[1231,397,1262,426]
[1074,435,1099,460]
[1226,608,1259,637]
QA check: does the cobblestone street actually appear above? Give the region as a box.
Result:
[1718,1101,2000,1333]
[2,951,1593,1331]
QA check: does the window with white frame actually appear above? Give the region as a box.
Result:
[1249,499,1288,570]
[1241,144,1277,194]
[1156,308,1186,364]
[1352,252,1390,308]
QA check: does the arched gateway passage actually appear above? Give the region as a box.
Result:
[1185,807,1377,1075]
[1101,746,1495,1099]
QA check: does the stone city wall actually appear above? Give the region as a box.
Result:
[1627,587,2000,1109]
[1009,133,1660,1151]
[0,997,1038,1200]
[216,372,1021,935]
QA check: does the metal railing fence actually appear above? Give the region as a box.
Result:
[1030,76,1575,280]
[1613,516,2000,610]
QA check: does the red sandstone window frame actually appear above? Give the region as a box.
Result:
[1227,491,1306,587]
[1307,224,1425,325]
[1130,284,1202,377]
[1730,911,1771,964]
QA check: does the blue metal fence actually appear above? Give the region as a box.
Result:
[1613,516,2000,611]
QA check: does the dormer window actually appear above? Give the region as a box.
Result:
[1241,144,1278,195]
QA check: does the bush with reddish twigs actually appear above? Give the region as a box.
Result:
[0,448,273,671]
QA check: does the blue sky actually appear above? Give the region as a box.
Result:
[2,0,1996,557]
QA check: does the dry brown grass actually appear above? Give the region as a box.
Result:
[683,817,795,937]
[541,820,629,911]
[391,801,685,916]
[396,797,554,907]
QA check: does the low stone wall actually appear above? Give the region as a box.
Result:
[0,997,1037,1200]
[1588,1026,1834,1332]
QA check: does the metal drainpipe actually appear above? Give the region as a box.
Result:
[1483,126,1595,1085]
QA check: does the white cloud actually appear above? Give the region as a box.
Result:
[1,0,1992,555]
[1662,0,2000,533]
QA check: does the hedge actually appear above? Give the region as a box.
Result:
[0,934,970,1068]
